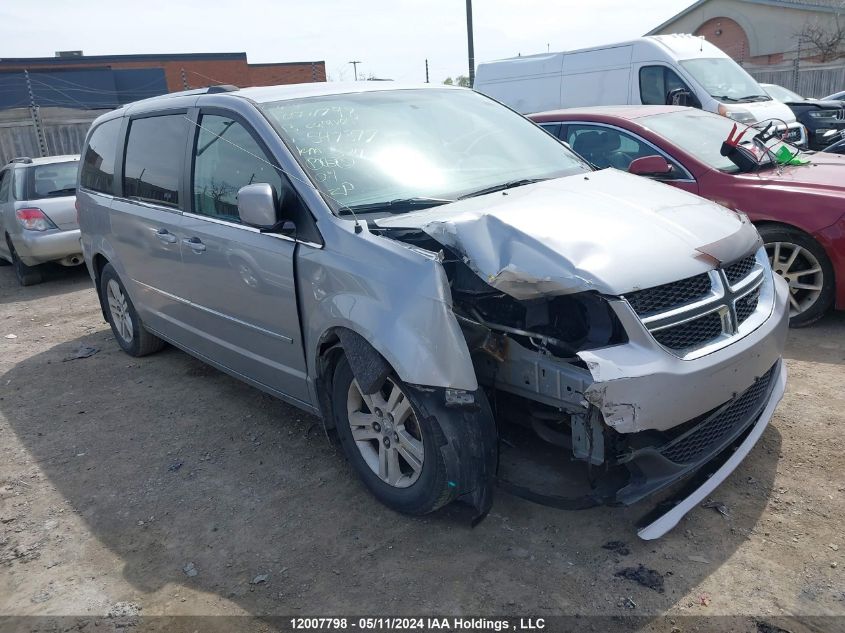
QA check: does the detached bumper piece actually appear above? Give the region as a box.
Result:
[615,361,780,507]
[636,360,786,540]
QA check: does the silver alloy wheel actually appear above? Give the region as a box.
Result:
[766,241,824,317]
[346,377,424,488]
[106,279,134,344]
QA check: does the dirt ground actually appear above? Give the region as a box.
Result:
[0,264,843,631]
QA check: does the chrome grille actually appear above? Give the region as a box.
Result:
[652,312,723,350]
[724,254,756,285]
[661,364,776,464]
[624,274,710,316]
[736,287,760,324]
[784,127,803,142]
[629,250,769,358]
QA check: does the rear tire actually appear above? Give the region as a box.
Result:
[332,356,455,515]
[100,263,166,357]
[6,237,43,286]
[758,225,834,328]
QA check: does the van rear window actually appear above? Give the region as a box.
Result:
[81,118,121,194]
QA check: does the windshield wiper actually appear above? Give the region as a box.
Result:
[458,178,549,200]
[47,187,76,196]
[711,95,739,103]
[736,95,771,102]
[340,197,454,214]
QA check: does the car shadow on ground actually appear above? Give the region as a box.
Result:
[0,264,91,304]
[1,330,782,620]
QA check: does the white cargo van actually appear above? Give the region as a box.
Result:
[475,34,807,146]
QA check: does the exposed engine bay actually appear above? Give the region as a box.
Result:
[371,218,785,530]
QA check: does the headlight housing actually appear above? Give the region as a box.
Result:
[718,105,757,124]
[807,110,838,119]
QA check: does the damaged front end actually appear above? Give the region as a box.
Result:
[373,175,789,538]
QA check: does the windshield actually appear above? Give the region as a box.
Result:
[259,89,588,212]
[32,161,78,199]
[763,84,803,102]
[680,58,770,103]
[642,110,793,173]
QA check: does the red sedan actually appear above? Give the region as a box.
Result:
[531,106,845,327]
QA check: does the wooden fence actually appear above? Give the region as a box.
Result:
[0,107,104,164]
[746,61,845,98]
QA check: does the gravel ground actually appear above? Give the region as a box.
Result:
[0,264,843,631]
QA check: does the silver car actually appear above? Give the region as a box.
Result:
[77,84,789,539]
[0,155,83,285]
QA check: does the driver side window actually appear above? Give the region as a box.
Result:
[565,124,683,177]
[640,66,697,106]
[193,114,284,224]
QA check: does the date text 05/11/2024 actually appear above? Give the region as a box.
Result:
[289,617,547,631]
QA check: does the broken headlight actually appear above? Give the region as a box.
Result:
[456,290,628,358]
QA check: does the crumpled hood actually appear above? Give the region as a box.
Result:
[375,169,759,299]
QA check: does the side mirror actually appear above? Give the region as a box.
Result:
[667,87,693,107]
[237,183,280,230]
[628,155,674,177]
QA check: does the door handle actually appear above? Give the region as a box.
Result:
[183,237,206,253]
[155,228,177,244]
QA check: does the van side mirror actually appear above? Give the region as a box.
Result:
[237,183,282,230]
[628,155,674,177]
[667,88,693,107]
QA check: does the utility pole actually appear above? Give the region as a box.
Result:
[792,36,802,93]
[425,59,430,83]
[466,0,475,87]
[349,60,362,81]
[180,67,190,90]
[23,70,48,158]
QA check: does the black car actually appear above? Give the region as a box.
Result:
[762,83,845,150]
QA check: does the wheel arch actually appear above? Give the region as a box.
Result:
[754,220,835,278]
[313,326,397,432]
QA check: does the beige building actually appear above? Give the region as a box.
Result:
[648,0,845,65]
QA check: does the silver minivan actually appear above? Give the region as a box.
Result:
[77,83,789,539]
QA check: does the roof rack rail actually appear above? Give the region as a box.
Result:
[9,157,33,164]
[205,84,239,94]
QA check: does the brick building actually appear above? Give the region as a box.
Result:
[648,0,845,65]
[0,51,326,93]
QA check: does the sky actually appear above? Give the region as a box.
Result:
[1,0,695,83]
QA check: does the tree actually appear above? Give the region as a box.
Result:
[442,75,471,87]
[797,3,845,62]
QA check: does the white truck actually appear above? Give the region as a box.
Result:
[474,34,807,146]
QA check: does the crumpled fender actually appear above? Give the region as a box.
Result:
[297,225,479,394]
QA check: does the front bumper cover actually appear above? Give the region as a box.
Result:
[637,360,786,539]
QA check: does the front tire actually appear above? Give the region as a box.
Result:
[758,225,834,327]
[332,357,455,515]
[100,263,165,357]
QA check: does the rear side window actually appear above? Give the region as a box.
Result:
[123,114,188,209]
[81,118,121,194]
[0,169,10,202]
[32,162,78,199]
